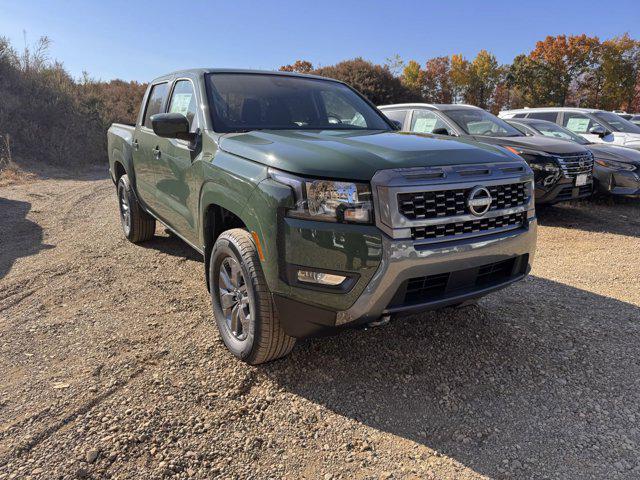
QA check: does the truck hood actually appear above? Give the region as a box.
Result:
[588,143,640,164]
[470,135,589,155]
[218,130,518,180]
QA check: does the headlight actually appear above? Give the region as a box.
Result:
[504,146,560,171]
[269,169,373,224]
[595,158,638,171]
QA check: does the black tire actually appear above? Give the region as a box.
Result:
[210,229,295,364]
[117,174,155,243]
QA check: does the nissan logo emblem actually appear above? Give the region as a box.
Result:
[467,186,492,216]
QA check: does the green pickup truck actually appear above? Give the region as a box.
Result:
[108,69,537,364]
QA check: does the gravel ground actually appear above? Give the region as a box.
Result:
[0,168,639,479]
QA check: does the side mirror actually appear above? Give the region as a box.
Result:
[589,125,609,138]
[151,113,196,141]
[432,127,450,136]
[391,120,402,130]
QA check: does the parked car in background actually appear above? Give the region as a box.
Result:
[506,118,640,198]
[499,107,640,150]
[630,115,640,127]
[107,70,537,364]
[379,103,594,204]
[613,111,634,121]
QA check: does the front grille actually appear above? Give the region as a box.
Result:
[398,182,528,220]
[411,212,527,241]
[556,153,594,178]
[388,255,528,308]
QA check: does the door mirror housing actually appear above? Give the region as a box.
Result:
[432,127,450,136]
[390,120,402,130]
[589,125,609,138]
[151,113,196,142]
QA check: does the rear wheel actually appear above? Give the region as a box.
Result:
[117,175,155,243]
[210,229,295,364]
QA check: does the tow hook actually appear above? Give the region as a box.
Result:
[366,315,391,328]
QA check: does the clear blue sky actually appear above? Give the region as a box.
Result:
[1,0,639,82]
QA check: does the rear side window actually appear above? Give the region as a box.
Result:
[168,80,198,132]
[143,83,169,129]
[528,111,558,122]
[383,109,408,127]
[512,113,527,118]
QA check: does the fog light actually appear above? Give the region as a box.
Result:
[297,270,346,286]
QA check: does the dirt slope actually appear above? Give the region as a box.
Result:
[0,169,639,479]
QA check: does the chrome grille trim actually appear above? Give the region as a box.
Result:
[556,153,594,178]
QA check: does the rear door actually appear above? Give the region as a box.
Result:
[153,78,202,245]
[133,81,170,211]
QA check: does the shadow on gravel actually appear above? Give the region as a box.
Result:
[0,198,54,279]
[139,233,203,262]
[537,199,640,238]
[266,276,640,478]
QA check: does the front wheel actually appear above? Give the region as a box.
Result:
[210,229,295,364]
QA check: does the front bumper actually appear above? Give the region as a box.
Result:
[534,178,593,204]
[594,166,640,197]
[274,220,536,337]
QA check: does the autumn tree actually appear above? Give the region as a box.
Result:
[279,60,314,73]
[597,34,640,110]
[400,60,424,98]
[313,58,416,105]
[527,34,600,106]
[422,56,453,103]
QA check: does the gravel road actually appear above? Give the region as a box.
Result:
[1,168,639,479]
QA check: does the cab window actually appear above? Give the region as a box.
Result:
[168,80,199,132]
[143,83,169,129]
[410,110,450,134]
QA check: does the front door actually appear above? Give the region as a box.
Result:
[132,82,169,211]
[561,112,616,145]
[153,79,201,245]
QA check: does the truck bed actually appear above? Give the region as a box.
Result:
[107,123,136,183]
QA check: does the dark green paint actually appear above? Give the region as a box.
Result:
[107,69,521,311]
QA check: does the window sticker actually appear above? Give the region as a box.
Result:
[566,117,590,133]
[413,117,437,133]
[170,93,193,116]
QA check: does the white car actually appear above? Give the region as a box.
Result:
[499,107,640,151]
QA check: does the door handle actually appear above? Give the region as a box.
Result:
[152,147,161,160]
[132,139,139,151]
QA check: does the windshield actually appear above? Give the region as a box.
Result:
[445,109,522,137]
[205,73,392,132]
[593,111,640,134]
[530,121,590,145]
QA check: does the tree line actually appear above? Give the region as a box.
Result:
[280,34,640,114]
[0,36,146,167]
[1,32,638,172]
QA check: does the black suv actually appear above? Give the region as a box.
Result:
[380,104,594,204]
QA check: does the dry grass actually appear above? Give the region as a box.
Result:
[0,134,34,186]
